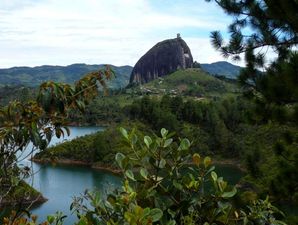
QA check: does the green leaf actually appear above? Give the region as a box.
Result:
[155,137,162,147]
[115,153,125,169]
[131,133,138,145]
[166,220,176,225]
[140,168,149,180]
[204,156,212,168]
[161,128,168,138]
[243,216,248,225]
[163,138,173,147]
[143,207,150,218]
[77,217,88,225]
[221,187,237,198]
[159,158,166,168]
[119,127,129,140]
[144,136,152,148]
[173,180,183,190]
[167,209,175,218]
[211,171,217,182]
[149,208,163,222]
[178,138,190,151]
[125,170,136,181]
[47,215,55,224]
[218,178,227,192]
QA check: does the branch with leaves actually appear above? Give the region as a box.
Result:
[0,66,114,215]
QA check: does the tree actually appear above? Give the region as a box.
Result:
[206,0,298,107]
[0,67,113,218]
[207,1,298,219]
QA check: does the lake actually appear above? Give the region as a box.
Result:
[20,126,243,225]
[23,126,121,224]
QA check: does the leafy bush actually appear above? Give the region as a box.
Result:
[70,128,286,225]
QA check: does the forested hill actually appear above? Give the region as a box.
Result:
[0,64,133,89]
[201,61,243,79]
[129,68,239,98]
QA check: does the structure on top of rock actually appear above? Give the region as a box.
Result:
[129,34,193,84]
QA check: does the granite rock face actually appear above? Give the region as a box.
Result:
[130,36,193,84]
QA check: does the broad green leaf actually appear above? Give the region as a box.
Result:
[243,216,248,225]
[163,138,173,147]
[144,136,152,148]
[149,208,163,222]
[119,127,128,140]
[167,209,175,218]
[173,180,183,190]
[134,205,143,216]
[140,168,149,179]
[115,153,125,169]
[211,171,217,182]
[166,220,176,225]
[204,156,212,168]
[125,170,136,181]
[178,138,190,151]
[143,207,150,218]
[159,158,166,168]
[156,138,162,147]
[124,212,133,223]
[47,215,55,224]
[161,128,168,138]
[221,187,237,198]
[131,133,138,145]
[217,177,228,192]
[77,217,88,225]
[218,179,227,192]
[192,153,201,166]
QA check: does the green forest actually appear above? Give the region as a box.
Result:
[1,0,298,225]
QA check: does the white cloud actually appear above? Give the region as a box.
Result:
[186,37,245,66]
[0,0,235,68]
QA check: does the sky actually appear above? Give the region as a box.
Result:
[0,0,239,68]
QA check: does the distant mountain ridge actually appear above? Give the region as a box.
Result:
[200,61,243,79]
[0,64,133,89]
[0,61,242,88]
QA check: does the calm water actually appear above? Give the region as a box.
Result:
[29,164,121,224]
[22,127,121,224]
[17,126,243,225]
[215,164,244,185]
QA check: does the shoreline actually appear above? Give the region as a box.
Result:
[30,158,122,175]
[31,157,245,174]
[0,189,48,210]
[0,194,48,208]
[212,158,246,172]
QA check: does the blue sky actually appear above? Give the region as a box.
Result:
[0,0,238,68]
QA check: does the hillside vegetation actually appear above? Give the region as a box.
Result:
[0,64,132,89]
[130,68,239,99]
